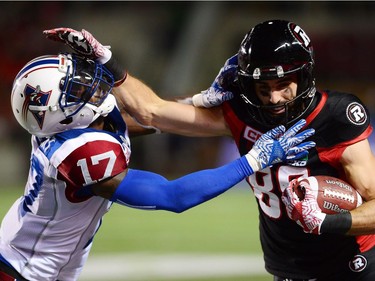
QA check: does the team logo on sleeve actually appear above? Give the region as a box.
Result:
[346,102,367,125]
[349,254,367,272]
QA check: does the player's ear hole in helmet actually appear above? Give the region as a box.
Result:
[11,53,117,137]
[237,19,316,128]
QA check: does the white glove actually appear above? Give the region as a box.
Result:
[246,119,316,172]
[192,54,237,108]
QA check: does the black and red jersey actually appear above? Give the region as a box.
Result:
[222,89,374,279]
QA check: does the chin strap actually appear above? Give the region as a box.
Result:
[87,94,117,122]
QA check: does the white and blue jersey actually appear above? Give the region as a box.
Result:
[0,126,131,281]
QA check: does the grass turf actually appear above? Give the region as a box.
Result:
[91,184,262,254]
[0,184,271,280]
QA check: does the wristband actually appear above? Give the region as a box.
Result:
[104,57,127,86]
[192,93,205,107]
[320,212,352,234]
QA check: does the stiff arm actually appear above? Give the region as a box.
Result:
[114,74,231,137]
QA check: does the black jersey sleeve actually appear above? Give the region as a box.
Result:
[312,91,371,147]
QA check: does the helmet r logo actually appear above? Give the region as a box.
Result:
[289,23,311,50]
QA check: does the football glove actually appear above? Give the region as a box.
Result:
[282,177,326,234]
[246,119,316,171]
[43,27,126,85]
[192,54,237,108]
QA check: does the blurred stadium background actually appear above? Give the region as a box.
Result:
[1,2,375,280]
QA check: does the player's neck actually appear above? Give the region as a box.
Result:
[89,117,105,130]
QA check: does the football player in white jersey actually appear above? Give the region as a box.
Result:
[0,49,315,280]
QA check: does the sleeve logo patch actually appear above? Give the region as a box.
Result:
[346,102,367,125]
[243,126,262,143]
[349,254,367,273]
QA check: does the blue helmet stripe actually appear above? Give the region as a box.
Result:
[16,58,60,80]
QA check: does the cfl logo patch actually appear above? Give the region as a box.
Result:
[346,102,367,125]
[349,254,367,272]
[243,126,262,143]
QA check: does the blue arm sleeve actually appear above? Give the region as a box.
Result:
[110,156,253,213]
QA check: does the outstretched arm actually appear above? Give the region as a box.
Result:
[109,158,252,213]
[93,120,315,212]
[115,74,229,137]
[43,27,230,137]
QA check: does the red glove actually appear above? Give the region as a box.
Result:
[43,28,111,63]
[44,28,126,85]
[282,178,326,234]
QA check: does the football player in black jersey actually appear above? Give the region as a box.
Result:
[48,20,375,281]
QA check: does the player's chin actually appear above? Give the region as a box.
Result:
[270,107,286,115]
[265,110,285,121]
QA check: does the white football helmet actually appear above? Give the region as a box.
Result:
[11,53,116,137]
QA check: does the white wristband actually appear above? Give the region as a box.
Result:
[245,150,262,172]
[192,93,206,107]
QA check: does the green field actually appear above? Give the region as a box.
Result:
[0,183,271,280]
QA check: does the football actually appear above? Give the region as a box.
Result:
[290,175,363,214]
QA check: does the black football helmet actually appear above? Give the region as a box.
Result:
[237,20,316,128]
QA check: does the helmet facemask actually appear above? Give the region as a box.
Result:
[238,62,316,127]
[59,54,114,121]
[237,20,316,128]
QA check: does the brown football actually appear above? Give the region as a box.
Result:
[291,175,363,214]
